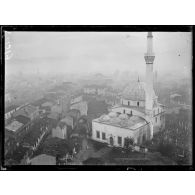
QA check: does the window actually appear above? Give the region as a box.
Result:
[96,131,100,139]
[102,132,106,140]
[123,109,125,114]
[158,108,159,114]
[155,117,157,123]
[118,136,122,145]
[128,101,130,106]
[153,110,155,116]
[137,102,139,107]
[130,110,133,115]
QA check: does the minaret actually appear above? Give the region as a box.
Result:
[144,32,155,139]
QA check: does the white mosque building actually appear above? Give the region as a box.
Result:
[91,32,165,147]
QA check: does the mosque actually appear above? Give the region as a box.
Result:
[91,32,165,147]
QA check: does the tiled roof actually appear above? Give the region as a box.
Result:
[22,128,42,145]
[13,105,37,118]
[14,115,31,125]
[31,98,47,107]
[41,101,53,107]
[5,120,23,132]
[5,105,18,113]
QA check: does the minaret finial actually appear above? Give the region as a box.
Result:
[147,32,153,38]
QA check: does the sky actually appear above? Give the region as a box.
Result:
[5,31,192,76]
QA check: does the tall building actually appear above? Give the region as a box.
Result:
[91,32,165,147]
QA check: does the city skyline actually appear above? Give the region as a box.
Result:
[5,32,192,76]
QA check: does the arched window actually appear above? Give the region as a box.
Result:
[123,109,125,114]
[130,110,132,115]
[137,102,139,107]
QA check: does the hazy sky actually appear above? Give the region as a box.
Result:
[5,31,192,76]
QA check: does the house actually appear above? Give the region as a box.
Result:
[40,101,54,112]
[70,101,88,116]
[13,104,39,121]
[61,115,74,130]
[47,112,60,128]
[13,115,31,138]
[5,105,19,120]
[67,109,81,128]
[5,120,24,140]
[22,126,45,151]
[52,121,67,139]
[51,104,63,115]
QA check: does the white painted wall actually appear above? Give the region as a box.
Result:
[121,99,145,107]
[92,121,150,147]
[52,126,67,139]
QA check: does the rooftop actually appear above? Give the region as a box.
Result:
[41,101,53,107]
[13,104,37,118]
[14,115,31,125]
[47,112,59,120]
[93,113,148,130]
[5,120,23,132]
[22,128,42,145]
[31,98,47,107]
[5,105,19,113]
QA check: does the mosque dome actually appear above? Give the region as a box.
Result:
[122,81,156,101]
[119,113,128,120]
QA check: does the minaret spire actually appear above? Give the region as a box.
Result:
[144,32,155,139]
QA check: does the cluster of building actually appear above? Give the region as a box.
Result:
[4,81,88,164]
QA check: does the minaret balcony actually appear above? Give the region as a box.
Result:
[144,53,155,64]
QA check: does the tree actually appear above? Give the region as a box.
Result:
[124,137,134,149]
[157,142,176,158]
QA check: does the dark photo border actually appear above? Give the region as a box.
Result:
[0,25,194,171]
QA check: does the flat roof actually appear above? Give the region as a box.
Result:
[93,113,148,131]
[5,120,23,132]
